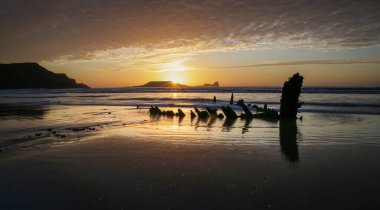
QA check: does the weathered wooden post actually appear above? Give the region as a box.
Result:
[190,110,196,118]
[241,104,253,118]
[280,73,304,119]
[177,109,186,117]
[195,108,209,118]
[221,106,238,118]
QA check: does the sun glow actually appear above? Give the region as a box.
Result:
[171,77,179,83]
[159,60,190,84]
[167,72,185,84]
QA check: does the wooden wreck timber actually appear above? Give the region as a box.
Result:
[149,106,162,115]
[206,107,224,119]
[149,106,185,118]
[236,99,245,107]
[206,107,217,116]
[190,110,197,118]
[230,93,234,105]
[147,73,304,121]
[253,108,279,120]
[241,104,254,118]
[280,73,304,119]
[237,73,303,120]
[221,106,238,118]
[195,108,210,118]
[177,108,186,117]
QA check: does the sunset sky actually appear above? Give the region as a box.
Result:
[1,0,379,87]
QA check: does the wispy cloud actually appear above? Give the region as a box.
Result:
[1,0,380,62]
[214,59,380,69]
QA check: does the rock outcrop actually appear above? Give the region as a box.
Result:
[136,81,220,88]
[202,81,219,87]
[135,81,188,88]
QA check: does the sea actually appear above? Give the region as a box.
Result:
[0,86,380,151]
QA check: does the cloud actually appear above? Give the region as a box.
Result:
[214,59,380,69]
[1,0,380,62]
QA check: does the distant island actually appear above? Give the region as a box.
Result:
[0,63,89,89]
[135,81,219,88]
[202,81,219,87]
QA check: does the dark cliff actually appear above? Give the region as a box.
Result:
[0,63,89,89]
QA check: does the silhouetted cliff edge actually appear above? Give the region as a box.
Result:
[0,63,89,89]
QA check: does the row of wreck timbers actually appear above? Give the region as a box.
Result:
[149,73,304,120]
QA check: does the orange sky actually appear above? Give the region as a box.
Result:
[1,0,380,87]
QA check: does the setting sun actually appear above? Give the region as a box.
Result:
[159,60,190,84]
[166,72,186,84]
[171,77,179,83]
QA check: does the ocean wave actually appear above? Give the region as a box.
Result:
[298,108,380,115]
[1,95,109,99]
[0,87,379,94]
[111,97,380,108]
[4,95,377,108]
[1,100,379,115]
[246,101,380,108]
[0,87,379,115]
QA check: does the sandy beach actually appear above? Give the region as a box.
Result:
[1,122,379,209]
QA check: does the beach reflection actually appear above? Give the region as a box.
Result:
[242,118,253,134]
[222,118,237,132]
[178,116,185,125]
[3,104,380,159]
[279,119,300,162]
[0,105,47,119]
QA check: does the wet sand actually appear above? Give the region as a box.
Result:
[1,135,379,209]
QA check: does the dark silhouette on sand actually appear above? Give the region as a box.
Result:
[0,63,89,89]
[147,73,304,127]
[229,93,234,104]
[221,106,238,118]
[280,73,304,118]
